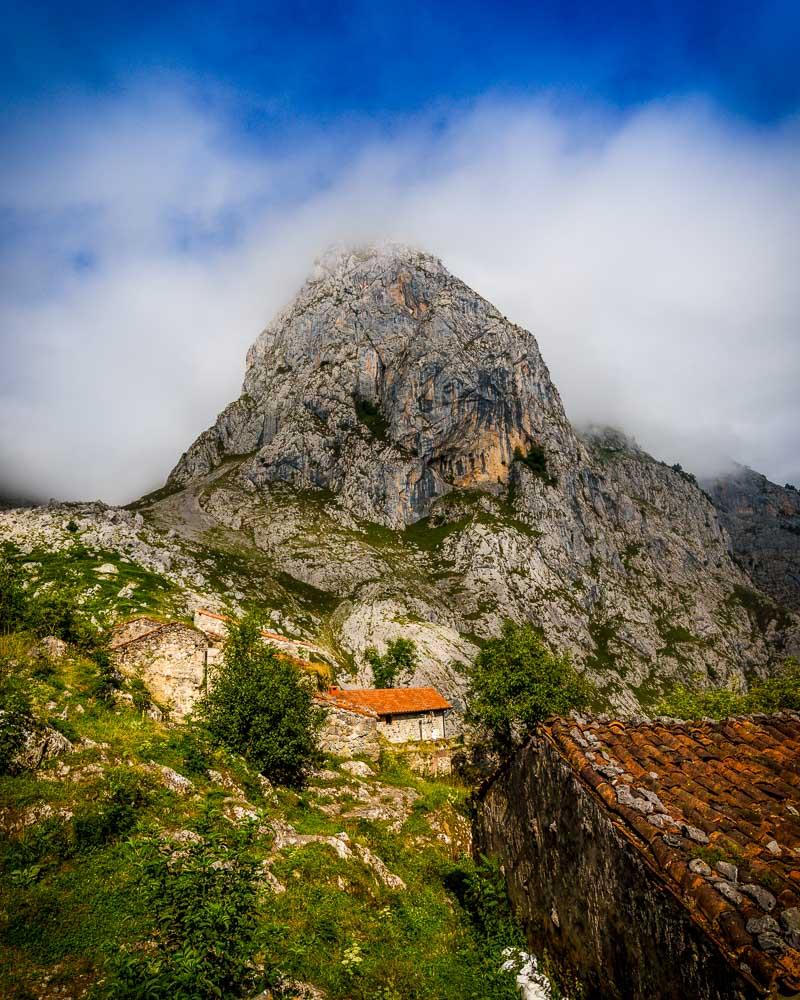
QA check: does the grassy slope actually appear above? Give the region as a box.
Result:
[0,637,526,1000]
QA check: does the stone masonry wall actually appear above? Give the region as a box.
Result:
[113,624,209,718]
[473,736,761,1000]
[318,705,380,760]
[378,711,446,744]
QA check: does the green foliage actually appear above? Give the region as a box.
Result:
[443,857,528,1000]
[0,549,30,636]
[655,657,800,719]
[466,621,594,751]
[127,677,151,714]
[364,638,418,688]
[354,395,389,441]
[199,614,323,786]
[102,833,267,1000]
[0,680,33,774]
[512,444,554,484]
[670,462,698,486]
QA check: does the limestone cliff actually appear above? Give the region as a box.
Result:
[703,465,800,612]
[160,245,798,711]
[3,245,796,713]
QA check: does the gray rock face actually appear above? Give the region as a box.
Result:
[169,244,578,528]
[161,246,799,708]
[702,465,800,612]
[4,245,797,713]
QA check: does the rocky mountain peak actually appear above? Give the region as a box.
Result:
[169,244,578,526]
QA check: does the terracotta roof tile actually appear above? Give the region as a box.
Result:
[317,686,452,717]
[545,712,800,996]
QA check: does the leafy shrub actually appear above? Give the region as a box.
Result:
[656,657,800,720]
[465,621,594,752]
[0,548,30,635]
[84,649,121,704]
[73,768,149,851]
[354,395,389,441]
[127,677,151,714]
[444,857,526,1000]
[199,615,323,787]
[102,833,267,1000]
[364,638,418,688]
[512,444,554,485]
[0,683,33,774]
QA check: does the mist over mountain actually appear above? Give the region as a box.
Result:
[2,95,799,504]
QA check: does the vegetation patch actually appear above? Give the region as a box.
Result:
[512,444,555,486]
[354,395,389,442]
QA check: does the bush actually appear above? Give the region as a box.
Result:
[512,444,554,485]
[102,833,268,1000]
[364,638,417,688]
[73,768,149,852]
[656,657,800,720]
[199,615,323,787]
[0,683,33,774]
[0,548,31,635]
[465,622,594,752]
[444,857,527,1000]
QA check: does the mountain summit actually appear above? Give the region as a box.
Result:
[168,244,577,526]
[159,245,798,709]
[3,246,796,714]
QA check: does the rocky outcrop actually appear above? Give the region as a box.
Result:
[169,244,579,528]
[3,245,797,713]
[159,246,799,709]
[702,465,800,612]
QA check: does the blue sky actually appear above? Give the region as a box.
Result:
[4,1,799,128]
[1,1,799,501]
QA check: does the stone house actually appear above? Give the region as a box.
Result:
[474,713,800,999]
[317,687,453,745]
[109,617,218,717]
[110,612,331,718]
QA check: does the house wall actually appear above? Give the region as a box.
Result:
[377,711,446,744]
[473,735,760,1000]
[318,705,380,760]
[112,624,209,718]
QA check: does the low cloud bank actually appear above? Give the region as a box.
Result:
[1,87,798,502]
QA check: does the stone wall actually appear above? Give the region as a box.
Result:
[378,711,446,744]
[473,736,761,1000]
[112,624,209,718]
[318,705,380,760]
[393,741,456,776]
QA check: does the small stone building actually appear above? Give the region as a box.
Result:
[317,687,453,744]
[474,713,800,1000]
[110,617,218,717]
[110,612,330,718]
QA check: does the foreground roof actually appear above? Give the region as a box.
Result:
[546,713,800,995]
[318,687,452,717]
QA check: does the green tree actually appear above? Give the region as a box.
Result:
[656,657,800,720]
[364,637,417,688]
[199,615,323,786]
[465,621,593,751]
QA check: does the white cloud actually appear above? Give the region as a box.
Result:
[1,87,799,502]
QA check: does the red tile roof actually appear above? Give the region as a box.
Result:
[545,712,800,996]
[318,687,452,717]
